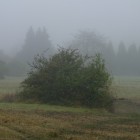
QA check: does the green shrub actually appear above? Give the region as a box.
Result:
[19,47,113,109]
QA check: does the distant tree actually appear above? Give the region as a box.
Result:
[103,41,116,74]
[116,41,128,75]
[69,31,119,76]
[24,26,35,49]
[7,60,27,76]
[127,43,138,75]
[137,46,140,74]
[19,47,113,109]
[70,31,106,56]
[0,50,10,63]
[0,60,7,79]
[10,27,55,76]
[17,26,54,63]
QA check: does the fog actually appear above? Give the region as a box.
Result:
[0,0,140,55]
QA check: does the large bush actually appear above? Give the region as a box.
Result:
[20,47,113,108]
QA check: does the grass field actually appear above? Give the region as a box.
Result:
[0,76,140,99]
[112,76,140,100]
[0,76,24,94]
[0,76,139,139]
[0,103,139,140]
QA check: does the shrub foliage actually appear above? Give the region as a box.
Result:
[20,47,113,108]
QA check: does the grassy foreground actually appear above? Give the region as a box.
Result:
[0,103,139,140]
[0,76,140,139]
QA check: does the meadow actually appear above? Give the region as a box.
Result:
[112,76,140,100]
[0,76,139,139]
[0,76,140,100]
[0,76,23,95]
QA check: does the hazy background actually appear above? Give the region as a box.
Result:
[0,0,140,55]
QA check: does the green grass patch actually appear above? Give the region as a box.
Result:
[0,102,108,115]
[0,76,24,94]
[112,76,140,100]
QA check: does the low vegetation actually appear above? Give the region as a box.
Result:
[0,103,139,140]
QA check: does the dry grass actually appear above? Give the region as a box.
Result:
[0,106,140,140]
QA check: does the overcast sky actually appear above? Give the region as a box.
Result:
[0,0,140,55]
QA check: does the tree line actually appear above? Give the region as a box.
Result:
[0,27,55,77]
[69,31,140,76]
[0,28,140,78]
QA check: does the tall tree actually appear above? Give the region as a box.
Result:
[18,26,36,62]
[70,31,106,56]
[10,27,55,76]
[35,27,54,58]
[17,27,54,63]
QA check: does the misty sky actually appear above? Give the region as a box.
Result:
[0,0,140,55]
